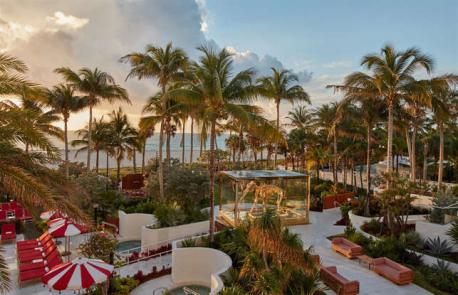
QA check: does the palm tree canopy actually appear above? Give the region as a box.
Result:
[257,68,310,104]
[46,84,88,119]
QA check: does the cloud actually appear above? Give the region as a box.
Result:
[323,60,352,69]
[194,0,209,33]
[45,11,89,32]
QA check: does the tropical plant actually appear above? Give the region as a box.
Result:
[447,220,458,246]
[72,117,111,174]
[80,232,118,263]
[257,68,310,167]
[424,236,453,255]
[55,67,129,172]
[168,45,260,241]
[106,108,138,184]
[46,84,87,178]
[121,42,188,201]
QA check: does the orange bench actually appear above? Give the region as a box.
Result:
[372,257,413,285]
[320,266,359,295]
[331,237,363,259]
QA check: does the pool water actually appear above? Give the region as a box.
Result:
[116,240,141,252]
[168,285,210,295]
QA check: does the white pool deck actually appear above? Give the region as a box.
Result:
[4,209,432,295]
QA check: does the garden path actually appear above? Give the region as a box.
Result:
[289,208,432,295]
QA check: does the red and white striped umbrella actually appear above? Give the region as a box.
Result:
[42,258,114,291]
[47,217,66,228]
[40,210,65,221]
[48,220,85,238]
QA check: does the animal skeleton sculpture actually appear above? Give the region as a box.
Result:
[238,181,286,215]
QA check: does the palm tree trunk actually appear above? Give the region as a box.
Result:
[142,138,146,174]
[386,100,394,178]
[343,157,347,190]
[411,126,417,183]
[422,142,428,181]
[133,147,137,173]
[87,104,93,172]
[237,127,243,163]
[166,121,171,161]
[364,126,371,216]
[333,132,338,185]
[181,118,186,164]
[96,149,99,173]
[274,100,280,168]
[209,119,216,242]
[64,117,69,179]
[438,122,445,188]
[406,129,412,178]
[25,143,29,153]
[116,157,121,187]
[158,87,166,200]
[106,152,109,177]
[190,117,194,163]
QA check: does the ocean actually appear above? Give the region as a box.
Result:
[53,131,233,169]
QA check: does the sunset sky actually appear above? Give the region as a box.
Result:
[1,0,457,130]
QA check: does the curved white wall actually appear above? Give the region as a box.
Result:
[118,210,157,241]
[141,220,209,249]
[172,247,232,294]
[416,220,458,252]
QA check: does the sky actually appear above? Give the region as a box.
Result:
[1,0,457,130]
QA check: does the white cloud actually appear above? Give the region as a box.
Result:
[195,0,209,32]
[0,20,36,52]
[323,60,352,69]
[45,11,89,32]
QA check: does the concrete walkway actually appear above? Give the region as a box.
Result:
[288,208,431,295]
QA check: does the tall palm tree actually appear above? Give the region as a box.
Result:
[169,45,259,241]
[122,42,187,199]
[138,125,154,174]
[55,67,129,172]
[107,108,138,185]
[286,105,314,130]
[329,45,434,182]
[46,84,87,178]
[257,68,310,167]
[72,118,110,174]
[430,84,458,187]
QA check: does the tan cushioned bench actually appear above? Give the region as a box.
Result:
[320,266,359,295]
[373,257,414,285]
[331,237,364,259]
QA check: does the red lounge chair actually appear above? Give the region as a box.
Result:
[1,223,16,242]
[331,237,364,259]
[18,239,55,257]
[373,257,414,285]
[14,208,24,220]
[17,234,52,252]
[19,251,62,272]
[23,209,32,220]
[0,211,6,222]
[10,201,17,209]
[1,203,9,211]
[320,266,359,295]
[17,232,49,247]
[18,267,47,286]
[18,245,57,263]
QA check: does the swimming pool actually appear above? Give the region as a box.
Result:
[116,240,141,253]
[168,285,210,295]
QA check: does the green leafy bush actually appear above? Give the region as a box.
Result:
[447,220,458,246]
[80,232,118,263]
[429,189,458,224]
[418,264,458,294]
[109,277,139,295]
[424,237,453,255]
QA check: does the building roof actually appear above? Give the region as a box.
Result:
[219,170,308,181]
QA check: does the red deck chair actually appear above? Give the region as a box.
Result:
[14,208,24,220]
[17,233,52,251]
[22,209,32,220]
[18,245,57,264]
[19,251,62,272]
[18,267,47,286]
[0,211,6,222]
[1,223,16,242]
[17,231,49,247]
[18,239,55,258]
[10,201,17,209]
[1,203,9,211]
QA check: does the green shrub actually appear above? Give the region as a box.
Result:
[447,220,458,246]
[339,202,352,219]
[109,277,139,295]
[361,219,382,235]
[424,237,453,255]
[418,264,458,294]
[400,231,423,248]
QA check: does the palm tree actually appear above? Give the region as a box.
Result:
[329,45,434,183]
[287,105,314,130]
[169,45,259,241]
[138,125,154,174]
[257,68,310,167]
[72,118,110,174]
[55,67,129,172]
[107,108,138,185]
[121,42,188,200]
[430,84,458,187]
[46,84,87,178]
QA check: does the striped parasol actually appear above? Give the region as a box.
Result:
[48,220,85,238]
[40,210,65,221]
[42,257,114,291]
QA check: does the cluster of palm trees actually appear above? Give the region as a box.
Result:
[121,43,309,240]
[279,45,457,216]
